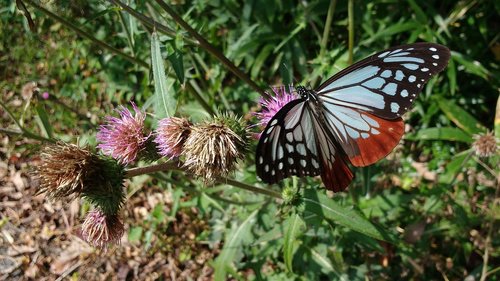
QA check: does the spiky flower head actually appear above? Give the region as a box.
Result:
[183,115,248,182]
[254,86,298,127]
[33,143,99,200]
[97,103,149,165]
[81,208,124,249]
[154,117,192,159]
[472,131,498,157]
[33,143,126,207]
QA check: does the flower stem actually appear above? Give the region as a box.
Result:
[125,162,282,199]
[153,0,267,98]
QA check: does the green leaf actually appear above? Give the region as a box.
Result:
[451,51,491,80]
[283,214,305,272]
[405,127,473,143]
[35,104,53,139]
[128,226,143,242]
[151,31,176,118]
[361,22,420,45]
[214,210,258,281]
[437,97,486,135]
[302,189,392,242]
[167,42,184,84]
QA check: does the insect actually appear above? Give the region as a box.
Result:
[256,42,450,192]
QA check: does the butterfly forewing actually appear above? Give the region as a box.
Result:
[256,99,321,183]
[317,43,450,119]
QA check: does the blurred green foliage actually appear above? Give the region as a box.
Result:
[2,0,499,280]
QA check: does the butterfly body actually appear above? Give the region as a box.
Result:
[256,43,450,192]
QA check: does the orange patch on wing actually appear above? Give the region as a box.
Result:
[349,114,404,167]
[321,155,354,192]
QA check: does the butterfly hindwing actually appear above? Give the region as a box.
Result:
[256,99,321,184]
[317,42,450,119]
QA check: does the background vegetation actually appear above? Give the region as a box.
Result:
[1,0,498,280]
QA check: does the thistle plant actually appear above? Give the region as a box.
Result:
[97,103,149,165]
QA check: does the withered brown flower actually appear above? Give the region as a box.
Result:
[34,143,99,200]
[472,131,498,157]
[183,119,246,182]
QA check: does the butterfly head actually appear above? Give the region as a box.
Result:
[296,85,318,102]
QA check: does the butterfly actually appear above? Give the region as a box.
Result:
[256,42,450,192]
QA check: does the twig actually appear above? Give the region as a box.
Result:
[125,162,282,199]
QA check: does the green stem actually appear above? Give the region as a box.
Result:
[311,0,337,87]
[125,162,282,199]
[319,0,337,58]
[153,0,267,98]
[347,0,354,65]
[25,0,149,69]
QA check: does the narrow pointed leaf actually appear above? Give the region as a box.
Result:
[283,214,305,272]
[214,210,258,281]
[151,31,176,118]
[437,97,486,135]
[35,104,53,138]
[406,127,473,143]
[302,189,392,242]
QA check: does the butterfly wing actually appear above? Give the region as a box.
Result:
[256,99,321,183]
[317,43,450,166]
[317,42,450,119]
[256,99,353,191]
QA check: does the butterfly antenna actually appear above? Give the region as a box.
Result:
[281,63,300,93]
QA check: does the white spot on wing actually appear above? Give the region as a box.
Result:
[391,102,400,113]
[421,68,429,72]
[403,64,419,70]
[384,57,424,63]
[408,75,416,82]
[300,159,307,167]
[429,47,437,51]
[432,54,439,59]
[361,133,369,139]
[346,127,360,139]
[378,51,390,58]
[286,132,293,142]
[297,143,307,156]
[362,77,385,89]
[382,83,397,96]
[381,70,391,78]
[401,89,409,97]
[395,70,404,81]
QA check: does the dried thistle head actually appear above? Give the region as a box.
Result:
[34,143,98,200]
[33,143,125,213]
[183,115,248,182]
[81,208,124,249]
[154,117,192,159]
[472,131,498,157]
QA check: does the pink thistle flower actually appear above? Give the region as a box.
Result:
[81,209,124,249]
[42,92,50,99]
[154,117,192,159]
[254,86,298,127]
[97,103,148,165]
